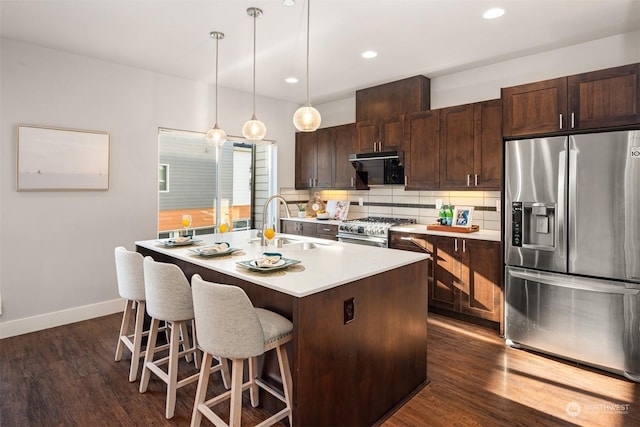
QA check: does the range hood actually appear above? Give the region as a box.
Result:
[349,150,404,188]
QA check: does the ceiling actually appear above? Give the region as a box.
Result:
[2,0,639,105]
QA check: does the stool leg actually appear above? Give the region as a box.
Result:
[179,322,193,363]
[139,317,160,393]
[190,352,213,427]
[191,319,201,369]
[276,344,293,426]
[218,357,231,390]
[115,299,134,361]
[230,359,244,427]
[166,320,181,419]
[129,300,146,382]
[249,356,259,407]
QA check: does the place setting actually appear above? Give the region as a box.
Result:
[236,252,302,275]
[188,242,244,259]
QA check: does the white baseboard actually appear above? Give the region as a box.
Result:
[0,298,125,339]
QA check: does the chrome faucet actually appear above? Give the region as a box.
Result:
[261,195,292,246]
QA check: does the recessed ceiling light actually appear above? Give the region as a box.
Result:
[483,7,505,19]
[285,76,298,84]
[283,0,295,6]
[361,50,378,59]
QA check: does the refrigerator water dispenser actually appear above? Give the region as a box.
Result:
[512,201,555,249]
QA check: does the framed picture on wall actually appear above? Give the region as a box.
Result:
[452,206,474,228]
[17,125,110,191]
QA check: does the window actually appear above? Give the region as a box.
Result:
[157,128,274,237]
[158,164,169,192]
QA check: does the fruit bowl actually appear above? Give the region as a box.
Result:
[316,212,330,219]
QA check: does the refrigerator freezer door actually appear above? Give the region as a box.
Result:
[569,131,640,282]
[505,137,568,273]
[505,266,640,381]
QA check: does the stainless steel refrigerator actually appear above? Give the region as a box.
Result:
[504,130,640,382]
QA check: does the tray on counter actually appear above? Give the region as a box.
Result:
[426,224,480,233]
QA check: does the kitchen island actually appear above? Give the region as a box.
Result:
[136,230,429,427]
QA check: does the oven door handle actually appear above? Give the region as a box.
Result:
[338,234,387,245]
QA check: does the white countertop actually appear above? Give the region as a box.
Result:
[391,224,501,242]
[135,230,428,298]
[282,217,501,242]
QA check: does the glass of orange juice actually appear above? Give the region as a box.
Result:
[263,222,276,247]
[181,214,193,237]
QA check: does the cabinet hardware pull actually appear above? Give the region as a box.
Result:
[308,178,312,187]
[454,238,458,252]
[463,239,466,253]
[404,175,408,186]
[559,113,563,129]
[373,142,377,152]
[466,174,471,186]
[351,176,354,187]
[571,113,575,129]
[474,174,478,186]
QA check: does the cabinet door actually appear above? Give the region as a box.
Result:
[459,239,502,322]
[473,99,502,189]
[333,124,358,188]
[315,128,334,188]
[295,132,317,189]
[569,63,640,130]
[430,236,459,311]
[356,121,378,153]
[379,115,404,151]
[281,220,301,235]
[502,77,568,137]
[404,110,440,189]
[439,104,474,188]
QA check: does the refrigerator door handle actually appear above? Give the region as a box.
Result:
[568,141,578,270]
[508,267,640,294]
[557,146,567,266]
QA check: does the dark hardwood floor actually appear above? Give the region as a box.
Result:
[1,312,638,426]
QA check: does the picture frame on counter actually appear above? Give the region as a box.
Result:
[453,206,474,228]
[17,124,110,191]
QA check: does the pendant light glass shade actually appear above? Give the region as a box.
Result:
[293,0,321,132]
[293,105,321,131]
[206,125,227,147]
[243,7,267,141]
[207,31,227,147]
[242,114,267,140]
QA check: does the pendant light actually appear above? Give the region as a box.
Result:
[242,7,267,141]
[206,31,227,147]
[293,0,321,132]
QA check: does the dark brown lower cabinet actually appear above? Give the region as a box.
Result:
[433,236,502,324]
[390,231,503,328]
[281,220,338,241]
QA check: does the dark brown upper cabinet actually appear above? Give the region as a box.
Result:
[356,75,430,153]
[295,123,358,190]
[295,130,332,189]
[332,123,358,189]
[439,99,502,189]
[404,109,440,189]
[502,63,640,137]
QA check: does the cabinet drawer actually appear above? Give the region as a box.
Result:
[315,223,338,240]
[389,231,432,253]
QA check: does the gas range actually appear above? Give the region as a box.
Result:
[337,217,416,247]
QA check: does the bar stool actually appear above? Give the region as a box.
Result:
[114,246,170,382]
[190,274,293,427]
[139,256,203,419]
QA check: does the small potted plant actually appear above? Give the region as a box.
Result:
[297,203,307,218]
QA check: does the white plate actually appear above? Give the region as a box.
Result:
[156,238,202,247]
[189,245,239,257]
[250,259,285,268]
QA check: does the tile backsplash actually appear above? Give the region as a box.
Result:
[279,186,502,231]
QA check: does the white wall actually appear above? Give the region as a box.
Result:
[0,38,297,338]
[317,30,640,121]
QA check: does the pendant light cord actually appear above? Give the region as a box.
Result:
[215,36,219,124]
[305,0,311,106]
[252,12,257,116]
